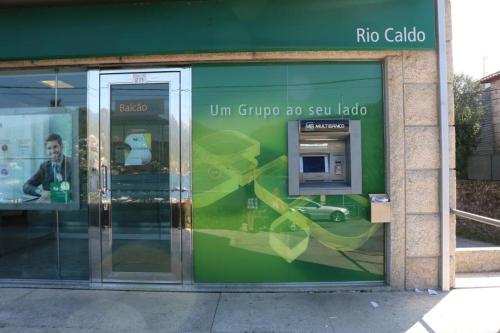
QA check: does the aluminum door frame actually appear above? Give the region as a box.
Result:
[100,71,181,283]
[87,68,192,285]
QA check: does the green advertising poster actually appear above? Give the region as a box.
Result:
[192,63,385,283]
[0,0,435,60]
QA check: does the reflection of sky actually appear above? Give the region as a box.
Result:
[196,79,381,106]
[0,71,86,108]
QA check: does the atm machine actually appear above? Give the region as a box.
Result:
[288,119,362,195]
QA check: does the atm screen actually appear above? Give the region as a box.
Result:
[300,155,329,173]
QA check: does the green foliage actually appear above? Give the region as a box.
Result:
[454,74,484,179]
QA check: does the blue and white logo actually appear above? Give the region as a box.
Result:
[304,122,315,131]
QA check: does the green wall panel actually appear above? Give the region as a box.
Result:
[192,63,385,283]
[0,0,435,60]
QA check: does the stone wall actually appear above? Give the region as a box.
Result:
[400,47,453,289]
[397,0,455,290]
[457,180,500,242]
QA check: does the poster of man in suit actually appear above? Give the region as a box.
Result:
[23,133,71,203]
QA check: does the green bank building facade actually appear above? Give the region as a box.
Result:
[0,0,455,290]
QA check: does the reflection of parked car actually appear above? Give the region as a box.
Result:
[294,200,349,222]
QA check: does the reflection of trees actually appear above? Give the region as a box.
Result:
[454,74,484,179]
[78,107,87,169]
[78,107,88,202]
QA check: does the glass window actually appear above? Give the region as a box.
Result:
[0,71,55,108]
[0,69,88,280]
[192,63,385,283]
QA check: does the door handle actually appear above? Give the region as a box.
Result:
[172,202,181,230]
[171,187,188,193]
[101,164,111,212]
[170,187,182,230]
[100,164,109,194]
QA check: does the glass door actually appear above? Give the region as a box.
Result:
[98,71,182,283]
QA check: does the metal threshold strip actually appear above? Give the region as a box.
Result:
[0,279,388,293]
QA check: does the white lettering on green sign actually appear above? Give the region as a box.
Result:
[209,103,368,118]
[357,26,426,44]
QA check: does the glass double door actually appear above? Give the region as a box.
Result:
[89,69,190,283]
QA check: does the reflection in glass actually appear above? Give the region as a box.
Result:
[192,63,385,283]
[0,69,88,280]
[294,199,349,222]
[0,211,57,279]
[0,111,77,208]
[0,71,55,108]
[109,83,171,273]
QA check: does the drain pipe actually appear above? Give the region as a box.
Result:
[437,0,450,291]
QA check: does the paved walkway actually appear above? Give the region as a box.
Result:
[456,272,500,289]
[1,287,500,333]
[457,236,499,248]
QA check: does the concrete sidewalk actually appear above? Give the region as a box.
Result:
[1,287,500,333]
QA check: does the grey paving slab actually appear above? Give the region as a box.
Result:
[0,289,219,333]
[91,291,219,333]
[0,288,34,307]
[0,328,121,333]
[0,328,56,333]
[317,291,446,333]
[0,327,178,333]
[319,289,500,333]
[1,287,500,333]
[212,292,333,333]
[422,288,500,333]
[0,289,125,330]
